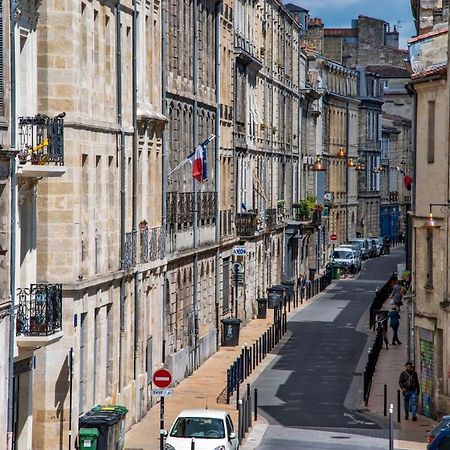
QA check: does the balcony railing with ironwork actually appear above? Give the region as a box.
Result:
[265,208,277,229]
[16,284,62,336]
[140,225,166,263]
[123,231,137,269]
[167,192,217,229]
[220,210,233,237]
[235,212,257,237]
[18,115,64,166]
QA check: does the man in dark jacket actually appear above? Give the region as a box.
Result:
[399,361,420,421]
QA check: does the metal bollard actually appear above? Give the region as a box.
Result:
[191,438,195,450]
[247,383,252,428]
[397,389,401,423]
[226,369,231,404]
[254,388,258,421]
[389,404,394,450]
[236,380,240,410]
[252,343,256,370]
[384,384,387,416]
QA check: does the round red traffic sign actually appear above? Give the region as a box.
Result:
[153,369,172,388]
[330,233,337,241]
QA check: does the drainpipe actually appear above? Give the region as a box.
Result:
[214,1,222,347]
[7,1,17,448]
[116,1,126,394]
[161,0,168,364]
[192,0,199,370]
[132,0,141,389]
[345,102,350,242]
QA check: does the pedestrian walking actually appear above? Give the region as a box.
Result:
[376,312,389,349]
[388,306,401,345]
[390,280,404,311]
[399,361,420,421]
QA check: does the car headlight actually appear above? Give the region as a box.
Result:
[213,446,226,450]
[164,444,176,450]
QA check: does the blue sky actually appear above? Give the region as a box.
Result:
[294,0,415,49]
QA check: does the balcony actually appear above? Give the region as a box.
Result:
[220,210,233,237]
[139,225,166,263]
[167,192,217,229]
[16,283,63,349]
[265,208,278,229]
[17,115,66,178]
[123,231,137,269]
[235,212,257,237]
[409,27,448,80]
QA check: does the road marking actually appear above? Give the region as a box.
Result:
[343,412,375,426]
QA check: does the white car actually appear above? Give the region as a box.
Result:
[165,409,239,450]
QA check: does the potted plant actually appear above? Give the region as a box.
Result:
[277,199,286,210]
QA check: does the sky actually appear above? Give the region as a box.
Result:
[293,0,415,49]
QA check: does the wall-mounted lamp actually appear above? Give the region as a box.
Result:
[311,157,326,172]
[336,147,347,159]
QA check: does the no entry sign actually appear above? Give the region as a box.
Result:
[153,369,172,389]
[330,233,337,241]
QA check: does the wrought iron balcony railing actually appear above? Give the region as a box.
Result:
[140,225,166,263]
[16,284,62,337]
[265,208,277,229]
[235,212,257,237]
[167,192,217,228]
[220,209,233,237]
[123,231,137,269]
[18,115,64,166]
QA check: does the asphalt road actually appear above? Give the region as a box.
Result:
[254,247,406,448]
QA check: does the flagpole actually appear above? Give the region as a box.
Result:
[167,135,215,177]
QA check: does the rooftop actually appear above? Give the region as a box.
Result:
[366,65,410,78]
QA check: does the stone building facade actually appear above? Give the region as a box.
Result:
[324,62,359,245]
[356,69,383,237]
[409,0,450,419]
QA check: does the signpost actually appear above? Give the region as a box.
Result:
[232,262,244,318]
[153,368,173,450]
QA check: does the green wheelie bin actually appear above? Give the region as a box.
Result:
[79,405,128,450]
[79,427,99,450]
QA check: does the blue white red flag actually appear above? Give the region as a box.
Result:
[168,134,215,181]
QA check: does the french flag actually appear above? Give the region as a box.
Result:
[191,144,205,182]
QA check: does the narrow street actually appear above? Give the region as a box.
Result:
[255,248,405,449]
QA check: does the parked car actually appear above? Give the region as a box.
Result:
[368,237,383,256]
[428,415,450,448]
[330,247,358,271]
[349,238,370,260]
[165,409,239,450]
[339,244,362,270]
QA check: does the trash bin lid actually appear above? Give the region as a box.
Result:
[268,284,287,294]
[92,405,128,416]
[256,297,268,303]
[221,318,241,325]
[79,427,99,437]
[79,410,124,428]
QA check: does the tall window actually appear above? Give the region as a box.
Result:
[426,230,433,288]
[427,100,435,164]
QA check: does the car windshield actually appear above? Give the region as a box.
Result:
[333,251,353,259]
[349,241,362,248]
[170,417,225,439]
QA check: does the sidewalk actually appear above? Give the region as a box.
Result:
[124,293,319,450]
[366,301,437,450]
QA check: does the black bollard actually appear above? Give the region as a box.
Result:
[254,388,258,421]
[397,389,401,423]
[384,384,387,416]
